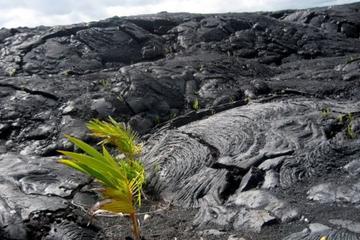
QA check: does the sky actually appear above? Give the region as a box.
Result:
[0,0,358,28]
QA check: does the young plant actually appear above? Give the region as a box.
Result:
[153,115,161,125]
[336,113,357,139]
[320,107,331,119]
[100,79,111,90]
[58,117,145,240]
[346,113,356,139]
[192,98,200,111]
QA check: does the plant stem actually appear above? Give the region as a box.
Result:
[130,212,141,240]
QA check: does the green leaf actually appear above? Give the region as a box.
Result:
[64,135,104,160]
[58,150,125,188]
[102,145,119,168]
[58,159,88,175]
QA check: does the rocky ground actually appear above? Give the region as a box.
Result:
[1,2,360,240]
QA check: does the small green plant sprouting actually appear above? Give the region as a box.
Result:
[117,95,125,103]
[8,68,16,77]
[346,55,360,65]
[58,117,145,240]
[192,98,200,111]
[346,113,356,139]
[347,121,356,139]
[336,114,345,124]
[336,113,357,139]
[170,112,177,119]
[320,107,331,119]
[154,115,161,125]
[153,163,161,173]
[63,69,73,76]
[100,79,111,90]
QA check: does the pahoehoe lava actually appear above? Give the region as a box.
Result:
[1,2,360,239]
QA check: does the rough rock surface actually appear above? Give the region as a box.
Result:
[1,2,360,240]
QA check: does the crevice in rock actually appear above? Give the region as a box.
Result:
[18,26,90,54]
[0,82,59,100]
[275,88,323,98]
[147,99,248,136]
[178,130,250,202]
[179,131,220,166]
[242,149,295,170]
[122,96,136,115]
[64,179,94,200]
[214,163,248,202]
[211,162,249,174]
[345,56,360,65]
[118,23,148,44]
[0,124,13,140]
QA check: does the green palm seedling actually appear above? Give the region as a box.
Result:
[58,118,145,240]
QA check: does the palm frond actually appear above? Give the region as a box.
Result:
[129,171,145,206]
[86,117,142,158]
[97,198,135,214]
[91,198,135,215]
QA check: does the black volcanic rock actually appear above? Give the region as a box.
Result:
[1,2,360,240]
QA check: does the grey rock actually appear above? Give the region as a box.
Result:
[258,156,286,171]
[250,79,271,95]
[307,183,338,203]
[129,113,155,134]
[228,236,247,240]
[27,124,54,139]
[0,152,91,238]
[308,223,331,233]
[344,159,360,176]
[194,200,237,229]
[329,219,360,234]
[227,190,299,222]
[341,23,359,38]
[199,229,225,236]
[282,225,360,240]
[261,169,280,189]
[61,100,76,114]
[307,182,360,204]
[59,116,88,146]
[90,97,114,118]
[44,221,97,240]
[232,208,276,232]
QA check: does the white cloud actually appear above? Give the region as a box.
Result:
[0,8,98,28]
[105,0,296,16]
[0,0,358,28]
